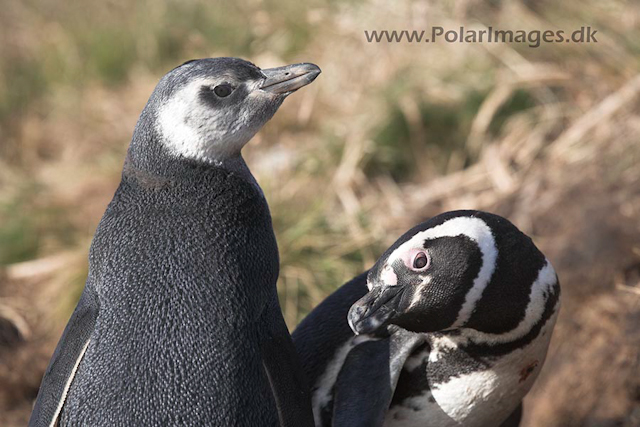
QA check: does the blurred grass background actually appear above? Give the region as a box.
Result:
[1,0,640,425]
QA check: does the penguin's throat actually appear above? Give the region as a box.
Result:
[122,152,264,198]
[398,329,552,427]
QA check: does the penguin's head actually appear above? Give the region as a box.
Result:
[131,57,320,166]
[348,210,555,335]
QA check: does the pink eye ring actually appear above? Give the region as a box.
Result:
[410,250,430,271]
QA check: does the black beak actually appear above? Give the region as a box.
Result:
[260,63,321,94]
[347,286,404,335]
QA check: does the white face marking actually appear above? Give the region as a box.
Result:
[156,77,268,164]
[384,216,498,328]
[408,275,432,309]
[380,265,398,287]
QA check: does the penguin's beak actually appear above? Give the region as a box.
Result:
[260,63,321,94]
[347,285,404,335]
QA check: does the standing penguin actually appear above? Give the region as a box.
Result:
[293,210,560,427]
[30,58,320,427]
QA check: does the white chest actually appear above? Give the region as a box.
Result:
[384,313,557,427]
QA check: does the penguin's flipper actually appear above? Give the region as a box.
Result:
[29,286,99,427]
[332,328,426,427]
[261,305,315,427]
[499,402,523,427]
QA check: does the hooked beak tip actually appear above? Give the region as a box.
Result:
[259,62,321,94]
[347,285,403,335]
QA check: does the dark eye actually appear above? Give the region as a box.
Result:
[412,251,429,270]
[213,84,234,97]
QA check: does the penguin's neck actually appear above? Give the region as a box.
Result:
[429,275,560,358]
[419,269,560,401]
[397,311,558,427]
[432,260,561,353]
[218,155,265,197]
[123,144,264,197]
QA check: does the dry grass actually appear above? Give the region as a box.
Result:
[1,0,640,425]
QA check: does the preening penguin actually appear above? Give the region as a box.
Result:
[29,58,320,427]
[293,210,560,427]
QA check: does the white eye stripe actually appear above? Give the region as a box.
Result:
[409,276,432,309]
[459,260,558,343]
[387,216,497,327]
[156,78,266,164]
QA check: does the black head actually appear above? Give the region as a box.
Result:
[127,57,321,172]
[348,210,555,335]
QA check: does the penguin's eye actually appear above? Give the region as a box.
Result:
[213,84,234,97]
[411,251,430,271]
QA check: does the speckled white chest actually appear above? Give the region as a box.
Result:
[383,309,558,427]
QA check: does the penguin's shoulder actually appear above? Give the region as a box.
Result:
[95,167,271,247]
[293,271,369,384]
